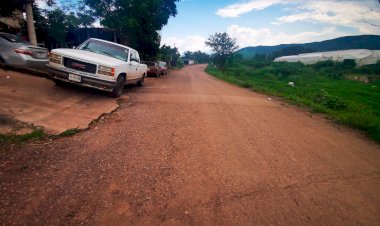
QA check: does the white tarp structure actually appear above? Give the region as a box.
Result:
[274,49,380,66]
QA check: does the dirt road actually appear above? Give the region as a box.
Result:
[1,64,380,225]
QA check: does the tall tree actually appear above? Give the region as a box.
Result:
[159,45,181,67]
[205,32,239,69]
[83,0,179,59]
[1,0,54,45]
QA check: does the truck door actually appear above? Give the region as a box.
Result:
[130,51,139,79]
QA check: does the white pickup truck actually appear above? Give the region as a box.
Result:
[48,38,147,97]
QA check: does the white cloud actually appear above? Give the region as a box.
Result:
[216,0,380,33]
[216,0,284,18]
[92,20,103,28]
[36,0,48,9]
[226,25,349,47]
[273,0,380,33]
[161,35,210,54]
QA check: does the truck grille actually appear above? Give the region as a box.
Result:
[63,57,96,74]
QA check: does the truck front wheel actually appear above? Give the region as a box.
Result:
[137,75,145,87]
[110,76,125,98]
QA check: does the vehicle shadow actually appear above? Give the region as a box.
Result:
[0,65,49,78]
[55,80,141,97]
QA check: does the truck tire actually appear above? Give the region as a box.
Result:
[0,57,6,68]
[53,79,67,87]
[110,76,125,98]
[137,75,145,87]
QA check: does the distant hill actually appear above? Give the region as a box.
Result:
[237,35,380,59]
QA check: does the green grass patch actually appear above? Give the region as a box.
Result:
[0,127,81,146]
[59,128,80,137]
[205,61,380,142]
[0,129,46,144]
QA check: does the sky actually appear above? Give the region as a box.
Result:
[161,0,380,53]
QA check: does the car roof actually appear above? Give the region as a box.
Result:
[88,38,135,52]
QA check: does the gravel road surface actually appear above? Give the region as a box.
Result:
[1,64,380,225]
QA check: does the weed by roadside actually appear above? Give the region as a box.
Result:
[59,128,80,137]
[0,129,46,144]
[0,127,82,146]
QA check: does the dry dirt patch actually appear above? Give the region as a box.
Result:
[0,68,119,135]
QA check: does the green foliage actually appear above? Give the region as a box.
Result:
[355,60,380,74]
[0,129,46,144]
[312,89,347,110]
[313,60,335,69]
[183,51,210,63]
[83,0,179,59]
[158,45,181,68]
[60,128,80,137]
[205,32,239,69]
[205,60,380,143]
[176,57,184,68]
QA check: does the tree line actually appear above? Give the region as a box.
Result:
[1,0,181,61]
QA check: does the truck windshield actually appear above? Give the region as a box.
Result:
[78,39,129,61]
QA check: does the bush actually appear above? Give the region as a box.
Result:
[355,61,380,75]
[176,58,184,68]
[247,60,269,68]
[340,59,356,69]
[326,71,343,79]
[312,89,348,110]
[272,62,303,79]
[313,60,334,70]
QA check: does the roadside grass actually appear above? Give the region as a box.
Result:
[0,128,82,145]
[59,128,80,137]
[205,60,380,142]
[0,129,46,144]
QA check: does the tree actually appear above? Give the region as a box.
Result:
[205,32,239,69]
[182,51,210,64]
[159,45,181,67]
[1,0,54,45]
[83,0,179,59]
[193,51,211,63]
[183,51,194,59]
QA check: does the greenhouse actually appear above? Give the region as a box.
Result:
[274,49,380,66]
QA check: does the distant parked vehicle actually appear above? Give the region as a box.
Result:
[0,32,49,70]
[47,38,147,97]
[157,61,167,75]
[145,61,167,77]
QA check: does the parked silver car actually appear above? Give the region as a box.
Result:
[0,32,49,70]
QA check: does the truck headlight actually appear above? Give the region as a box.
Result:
[98,65,115,76]
[49,53,62,64]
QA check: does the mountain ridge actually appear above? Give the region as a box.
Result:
[237,35,380,59]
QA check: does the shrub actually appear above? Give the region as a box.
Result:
[313,60,334,70]
[312,89,348,110]
[326,71,343,79]
[340,59,356,69]
[272,62,303,79]
[355,61,380,75]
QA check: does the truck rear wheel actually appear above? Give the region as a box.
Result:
[110,76,125,98]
